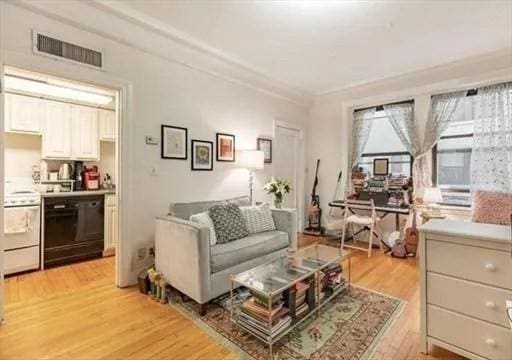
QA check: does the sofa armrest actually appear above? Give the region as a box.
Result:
[155,215,211,303]
[271,208,297,251]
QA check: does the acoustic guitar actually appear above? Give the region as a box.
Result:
[404,208,419,256]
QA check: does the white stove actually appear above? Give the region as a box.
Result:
[4,178,41,275]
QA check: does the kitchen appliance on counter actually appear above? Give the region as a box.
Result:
[44,195,104,267]
[4,179,41,275]
[73,161,84,191]
[82,166,100,190]
[59,163,72,180]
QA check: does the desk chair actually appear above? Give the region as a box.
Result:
[341,199,383,257]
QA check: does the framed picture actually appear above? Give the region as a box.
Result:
[257,138,272,163]
[216,133,235,162]
[373,158,389,176]
[161,125,188,159]
[191,140,214,171]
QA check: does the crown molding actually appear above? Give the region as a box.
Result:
[10,0,312,107]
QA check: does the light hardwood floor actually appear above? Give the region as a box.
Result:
[0,236,464,360]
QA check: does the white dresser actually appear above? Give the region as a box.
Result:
[419,220,512,360]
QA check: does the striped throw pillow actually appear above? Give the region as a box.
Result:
[189,212,217,246]
[240,204,276,234]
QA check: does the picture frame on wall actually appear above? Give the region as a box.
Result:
[191,140,214,171]
[216,133,235,162]
[257,138,272,163]
[373,158,389,176]
[161,125,188,159]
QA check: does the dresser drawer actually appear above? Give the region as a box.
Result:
[428,305,512,360]
[426,240,512,290]
[427,272,512,328]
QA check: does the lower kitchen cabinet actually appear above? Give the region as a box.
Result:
[104,194,118,252]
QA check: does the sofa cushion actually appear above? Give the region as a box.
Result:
[210,230,289,273]
[169,196,250,220]
[240,204,276,234]
[209,204,249,243]
[189,212,217,245]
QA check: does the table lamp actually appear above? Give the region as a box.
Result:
[422,187,443,215]
[237,150,264,205]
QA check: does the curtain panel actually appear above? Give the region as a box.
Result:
[348,108,376,192]
[470,82,512,193]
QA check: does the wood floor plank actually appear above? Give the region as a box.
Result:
[0,236,465,360]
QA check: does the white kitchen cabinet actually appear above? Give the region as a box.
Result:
[104,194,118,251]
[99,109,116,141]
[42,101,71,159]
[5,93,44,134]
[71,105,99,160]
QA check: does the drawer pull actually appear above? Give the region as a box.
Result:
[485,301,496,309]
[485,338,496,347]
[484,263,496,272]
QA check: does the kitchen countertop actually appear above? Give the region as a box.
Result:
[40,190,116,198]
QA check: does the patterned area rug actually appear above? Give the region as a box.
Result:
[167,286,405,360]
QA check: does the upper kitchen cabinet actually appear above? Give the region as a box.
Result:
[99,109,116,141]
[71,105,99,160]
[42,101,72,159]
[4,93,45,134]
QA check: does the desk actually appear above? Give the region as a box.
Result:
[329,200,411,230]
[329,200,411,250]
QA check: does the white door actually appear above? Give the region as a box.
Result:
[71,105,99,160]
[42,101,71,159]
[274,122,304,229]
[5,93,44,134]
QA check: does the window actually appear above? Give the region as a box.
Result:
[432,98,475,206]
[358,109,413,177]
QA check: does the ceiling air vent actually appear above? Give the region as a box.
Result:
[33,32,103,69]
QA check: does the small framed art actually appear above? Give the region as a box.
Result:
[161,125,188,159]
[191,140,214,171]
[257,138,272,163]
[373,158,389,176]
[216,133,235,162]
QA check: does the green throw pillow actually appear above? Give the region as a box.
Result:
[208,204,249,243]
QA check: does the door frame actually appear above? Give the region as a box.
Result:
[273,119,306,231]
[0,61,134,323]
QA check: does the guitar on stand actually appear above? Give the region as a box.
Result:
[304,159,322,236]
[404,207,419,256]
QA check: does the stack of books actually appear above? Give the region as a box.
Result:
[295,281,310,319]
[238,292,291,338]
[323,263,345,293]
[316,271,326,304]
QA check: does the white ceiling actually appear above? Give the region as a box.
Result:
[118,0,511,95]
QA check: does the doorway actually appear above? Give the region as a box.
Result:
[0,66,125,322]
[274,120,305,230]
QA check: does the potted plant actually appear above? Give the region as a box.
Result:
[264,177,292,209]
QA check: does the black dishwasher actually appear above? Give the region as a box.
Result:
[44,196,104,267]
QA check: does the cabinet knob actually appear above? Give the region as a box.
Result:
[485,301,496,310]
[485,263,496,272]
[485,338,496,347]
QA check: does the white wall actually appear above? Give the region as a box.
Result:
[0,2,308,284]
[307,51,511,237]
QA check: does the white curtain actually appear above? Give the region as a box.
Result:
[385,93,465,192]
[348,108,375,190]
[470,82,512,192]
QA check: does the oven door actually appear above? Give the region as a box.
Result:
[4,205,41,250]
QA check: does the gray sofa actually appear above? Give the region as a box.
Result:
[155,196,297,315]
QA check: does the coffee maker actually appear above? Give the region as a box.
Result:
[73,161,85,191]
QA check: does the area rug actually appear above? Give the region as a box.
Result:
[167,286,405,360]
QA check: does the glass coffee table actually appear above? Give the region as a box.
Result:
[230,244,351,358]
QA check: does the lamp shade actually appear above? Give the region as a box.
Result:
[422,187,443,203]
[237,150,264,170]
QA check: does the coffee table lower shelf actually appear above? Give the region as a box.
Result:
[229,247,351,359]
